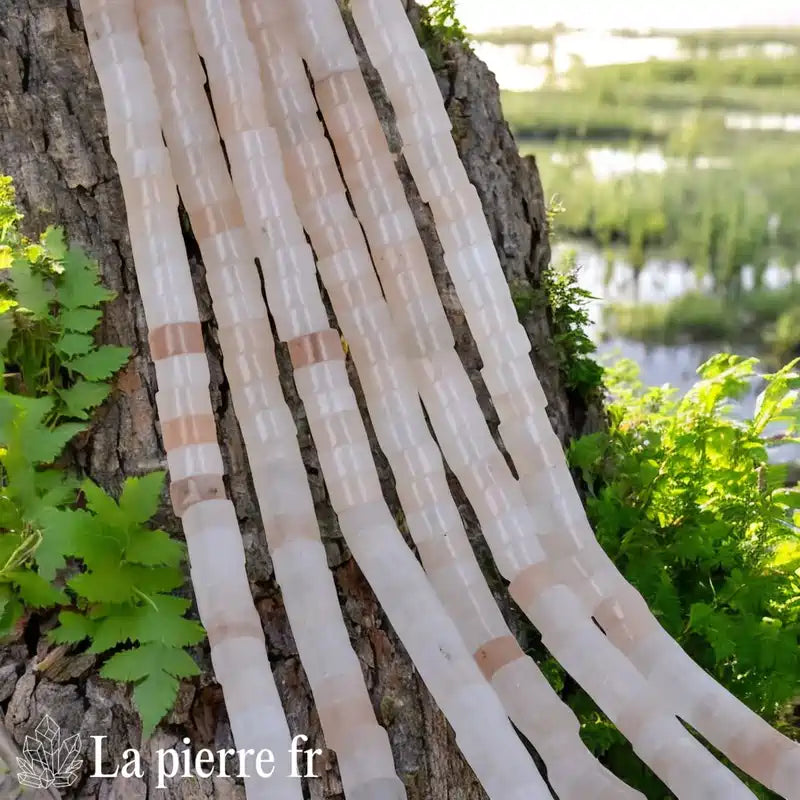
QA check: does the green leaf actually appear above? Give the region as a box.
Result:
[49,611,96,645]
[66,346,130,381]
[56,380,111,420]
[132,596,205,647]
[157,645,201,679]
[41,227,68,261]
[118,472,166,526]
[58,249,115,310]
[68,567,134,604]
[125,529,184,568]
[27,422,86,464]
[101,645,154,682]
[89,609,138,652]
[60,307,102,333]
[133,669,179,739]
[81,479,127,530]
[7,570,67,608]
[35,507,93,580]
[57,332,94,359]
[10,260,53,318]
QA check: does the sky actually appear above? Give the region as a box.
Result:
[450,0,800,33]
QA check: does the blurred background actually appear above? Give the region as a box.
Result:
[423,0,800,399]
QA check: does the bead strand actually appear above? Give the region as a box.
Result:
[347,3,800,796]
[296,1,761,796]
[183,1,553,798]
[248,3,643,797]
[80,2,300,797]
[134,4,402,798]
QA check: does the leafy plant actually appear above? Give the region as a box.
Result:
[0,177,201,739]
[422,0,468,45]
[545,251,604,397]
[565,354,800,797]
[48,473,203,738]
[0,178,128,422]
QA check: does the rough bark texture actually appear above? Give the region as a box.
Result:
[0,1,602,798]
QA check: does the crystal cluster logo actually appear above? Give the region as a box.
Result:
[16,715,82,789]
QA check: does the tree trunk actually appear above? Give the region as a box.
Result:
[0,2,602,798]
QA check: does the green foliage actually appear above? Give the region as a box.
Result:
[0,178,127,422]
[418,0,470,68]
[566,355,800,797]
[48,473,203,738]
[422,0,468,44]
[605,285,800,359]
[0,178,200,739]
[512,247,603,398]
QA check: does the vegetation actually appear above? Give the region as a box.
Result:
[605,286,800,360]
[563,354,800,798]
[512,248,604,398]
[418,0,469,65]
[0,177,201,738]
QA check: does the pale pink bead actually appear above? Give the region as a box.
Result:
[299,194,354,235]
[403,501,463,544]
[182,497,244,570]
[390,440,443,485]
[295,386,356,425]
[337,725,398,789]
[211,287,269,328]
[292,0,359,78]
[293,360,352,397]
[316,246,367,285]
[371,237,431,279]
[348,178,408,226]
[170,142,233,212]
[205,259,265,303]
[337,303,402,366]
[154,353,211,390]
[395,107,452,147]
[478,322,532,367]
[396,291,455,357]
[123,173,178,210]
[335,122,390,166]
[343,152,398,192]
[308,218,364,259]
[357,357,413,398]
[162,108,217,148]
[378,46,441,104]
[89,31,141,72]
[482,507,545,578]
[259,213,307,252]
[251,456,314,516]
[166,443,225,482]
[383,264,436,307]
[241,405,295,445]
[370,408,431,456]
[270,108,324,148]
[311,409,363,452]
[155,386,213,422]
[114,144,170,180]
[326,275,383,312]
[481,356,547,407]
[437,211,492,254]
[403,134,462,184]
[325,470,384,512]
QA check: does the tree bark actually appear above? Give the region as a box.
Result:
[0,2,602,798]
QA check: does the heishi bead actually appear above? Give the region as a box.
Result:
[138,5,393,798]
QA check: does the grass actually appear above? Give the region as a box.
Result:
[534,143,800,286]
[604,285,800,362]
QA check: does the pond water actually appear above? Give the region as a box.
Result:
[555,241,799,462]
